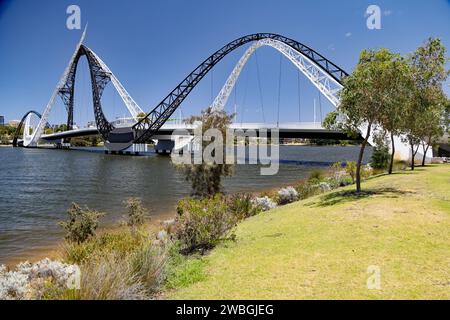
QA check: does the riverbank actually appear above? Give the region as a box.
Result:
[168,165,450,299]
[2,146,363,263]
[3,172,321,268]
[3,210,176,268]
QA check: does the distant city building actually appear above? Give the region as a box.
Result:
[0,116,4,126]
[8,120,20,127]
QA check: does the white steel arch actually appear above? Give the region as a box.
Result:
[24,28,87,147]
[25,27,144,147]
[211,38,343,112]
[210,39,430,162]
[89,49,144,119]
[22,112,36,146]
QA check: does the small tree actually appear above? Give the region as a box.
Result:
[376,55,412,174]
[404,37,448,170]
[418,95,446,166]
[124,197,147,230]
[370,134,390,170]
[59,203,104,243]
[179,107,234,198]
[325,49,399,192]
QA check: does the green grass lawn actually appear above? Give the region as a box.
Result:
[169,165,450,299]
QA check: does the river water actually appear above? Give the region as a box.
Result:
[0,145,371,264]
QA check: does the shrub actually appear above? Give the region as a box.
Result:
[307,169,325,184]
[318,182,332,192]
[361,164,374,179]
[295,182,321,200]
[178,108,234,198]
[227,193,261,221]
[0,259,80,300]
[130,243,167,294]
[370,143,390,169]
[74,253,148,300]
[345,161,357,184]
[393,159,408,171]
[59,203,104,244]
[124,198,147,229]
[59,227,168,300]
[175,195,237,254]
[338,176,354,187]
[62,230,148,265]
[277,187,299,205]
[252,196,277,211]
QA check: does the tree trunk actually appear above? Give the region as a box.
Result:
[356,124,371,193]
[388,132,395,174]
[410,143,415,171]
[421,142,430,167]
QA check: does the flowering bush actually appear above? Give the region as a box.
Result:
[252,196,277,211]
[318,182,332,192]
[277,187,299,205]
[0,259,80,300]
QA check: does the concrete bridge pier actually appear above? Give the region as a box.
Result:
[154,135,194,154]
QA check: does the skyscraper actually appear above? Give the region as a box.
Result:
[0,116,4,126]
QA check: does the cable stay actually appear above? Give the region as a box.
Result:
[297,70,301,122]
[276,52,282,127]
[318,89,323,124]
[254,51,266,123]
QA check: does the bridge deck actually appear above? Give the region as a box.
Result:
[38,122,359,142]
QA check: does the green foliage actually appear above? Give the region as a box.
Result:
[124,197,147,229]
[403,37,449,169]
[60,228,167,299]
[130,243,167,294]
[345,161,357,184]
[179,107,234,198]
[70,135,102,147]
[175,195,237,254]
[165,243,207,289]
[62,229,147,265]
[181,163,234,198]
[227,193,261,221]
[0,125,17,144]
[326,48,408,191]
[72,253,148,300]
[370,139,390,169]
[295,182,321,200]
[307,169,325,184]
[59,203,104,244]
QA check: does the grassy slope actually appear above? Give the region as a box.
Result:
[170,165,450,299]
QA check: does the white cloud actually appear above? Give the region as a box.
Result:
[345,32,352,37]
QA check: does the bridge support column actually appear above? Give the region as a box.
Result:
[104,143,148,155]
[154,135,194,154]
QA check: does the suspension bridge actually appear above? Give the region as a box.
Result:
[13,27,421,159]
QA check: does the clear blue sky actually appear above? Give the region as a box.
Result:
[0,0,449,125]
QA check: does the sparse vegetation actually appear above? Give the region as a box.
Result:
[59,203,104,244]
[124,197,147,231]
[178,107,234,198]
[174,195,237,254]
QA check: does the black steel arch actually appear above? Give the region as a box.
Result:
[57,45,114,141]
[12,110,42,147]
[132,33,348,144]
